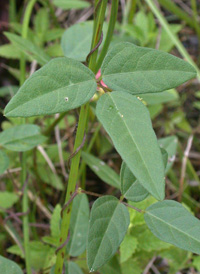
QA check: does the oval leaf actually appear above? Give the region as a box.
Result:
[67,193,90,256]
[0,124,46,151]
[0,256,23,274]
[0,191,19,209]
[4,57,97,117]
[0,150,9,175]
[144,200,200,254]
[82,152,120,189]
[61,21,93,61]
[120,161,149,202]
[96,91,165,200]
[101,42,196,94]
[87,196,130,271]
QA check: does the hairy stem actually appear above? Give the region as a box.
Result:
[54,1,108,273]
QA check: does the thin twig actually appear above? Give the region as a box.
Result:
[151,264,161,274]
[30,60,37,76]
[122,202,144,213]
[143,256,157,274]
[81,189,104,198]
[179,135,194,201]
[55,114,68,180]
[37,145,57,174]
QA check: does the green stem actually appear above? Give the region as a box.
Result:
[128,0,137,24]
[79,123,102,180]
[145,0,200,80]
[96,0,119,72]
[191,0,200,44]
[20,0,37,85]
[20,1,37,273]
[21,152,31,274]
[54,1,108,273]
[89,0,108,72]
[9,0,16,23]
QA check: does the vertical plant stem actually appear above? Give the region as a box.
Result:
[54,1,110,273]
[145,0,200,79]
[9,0,16,23]
[21,152,31,274]
[128,0,137,24]
[78,123,102,180]
[96,0,119,72]
[20,1,37,274]
[191,0,200,50]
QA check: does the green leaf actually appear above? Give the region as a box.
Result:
[158,136,178,172]
[50,261,84,274]
[121,258,142,274]
[101,42,196,95]
[53,0,90,10]
[68,261,84,274]
[0,191,19,209]
[67,194,90,256]
[44,29,64,42]
[8,241,55,270]
[50,204,61,238]
[193,255,200,271]
[87,196,130,271]
[161,147,168,169]
[46,43,63,57]
[0,256,23,274]
[34,8,49,43]
[0,86,18,97]
[82,152,120,189]
[0,124,47,151]
[61,21,93,61]
[141,89,179,105]
[0,150,9,175]
[61,21,107,61]
[100,256,122,274]
[120,235,138,263]
[160,247,190,274]
[120,162,149,202]
[144,200,200,254]
[4,32,51,66]
[137,229,171,252]
[96,91,165,200]
[37,166,64,190]
[159,24,182,52]
[0,44,21,59]
[4,57,97,117]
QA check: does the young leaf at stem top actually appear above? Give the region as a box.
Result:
[101,42,196,95]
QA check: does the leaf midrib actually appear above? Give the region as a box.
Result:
[6,77,96,114]
[147,210,200,244]
[103,69,194,79]
[0,133,42,146]
[91,201,119,269]
[107,93,161,199]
